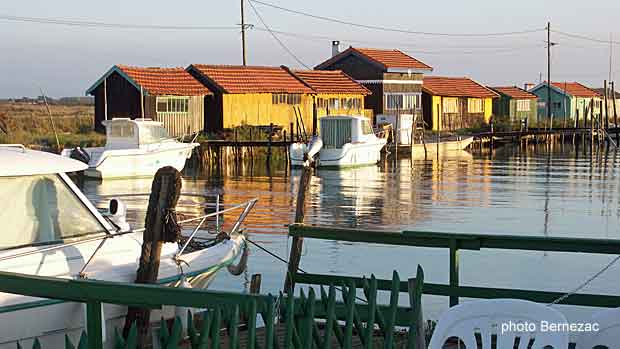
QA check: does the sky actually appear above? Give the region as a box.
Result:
[0,0,619,98]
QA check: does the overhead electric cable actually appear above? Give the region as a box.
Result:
[551,29,620,45]
[252,27,544,54]
[0,14,238,30]
[249,0,545,37]
[247,0,311,69]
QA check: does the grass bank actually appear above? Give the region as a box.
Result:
[0,102,104,152]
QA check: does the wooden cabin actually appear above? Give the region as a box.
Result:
[186,65,315,133]
[529,82,602,125]
[422,76,498,131]
[489,86,538,124]
[315,45,433,124]
[288,69,371,118]
[86,65,212,137]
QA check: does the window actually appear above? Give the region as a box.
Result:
[361,119,374,135]
[516,99,531,112]
[272,94,301,105]
[385,93,420,110]
[0,174,107,249]
[141,125,170,144]
[109,122,135,138]
[468,98,484,113]
[156,97,189,113]
[329,98,339,110]
[443,98,459,113]
[553,102,562,110]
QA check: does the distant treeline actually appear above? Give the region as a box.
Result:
[0,96,94,106]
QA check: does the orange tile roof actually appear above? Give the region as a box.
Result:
[550,82,601,97]
[423,76,499,98]
[316,47,432,71]
[291,70,370,95]
[189,65,314,94]
[116,65,212,96]
[490,86,537,99]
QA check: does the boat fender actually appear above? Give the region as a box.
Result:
[227,240,249,276]
[70,146,90,164]
[174,276,194,335]
[108,198,131,232]
[305,136,323,160]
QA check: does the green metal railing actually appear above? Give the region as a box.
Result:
[0,266,424,349]
[289,224,620,308]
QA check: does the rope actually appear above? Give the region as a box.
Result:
[548,254,620,306]
[245,238,368,303]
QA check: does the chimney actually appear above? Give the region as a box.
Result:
[331,40,340,57]
[524,83,535,91]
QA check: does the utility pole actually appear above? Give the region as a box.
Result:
[241,0,247,65]
[609,33,614,83]
[547,22,552,123]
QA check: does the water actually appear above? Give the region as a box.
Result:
[80,143,620,324]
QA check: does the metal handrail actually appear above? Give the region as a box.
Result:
[0,144,26,152]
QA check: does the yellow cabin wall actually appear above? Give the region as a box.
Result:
[431,95,442,131]
[483,97,493,122]
[221,94,313,131]
[220,93,368,134]
[315,93,366,118]
[428,95,494,131]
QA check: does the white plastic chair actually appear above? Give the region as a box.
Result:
[575,307,620,349]
[428,299,569,349]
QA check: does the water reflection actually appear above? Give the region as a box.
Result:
[79,144,620,323]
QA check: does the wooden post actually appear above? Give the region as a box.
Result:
[123,166,182,344]
[267,123,273,159]
[604,80,609,131]
[613,82,619,143]
[103,78,108,121]
[140,86,144,120]
[312,96,318,137]
[250,274,262,294]
[284,163,313,293]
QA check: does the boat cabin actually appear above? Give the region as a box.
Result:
[103,119,171,150]
[0,145,112,250]
[320,115,375,149]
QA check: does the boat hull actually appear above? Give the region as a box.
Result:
[81,144,197,179]
[0,232,244,348]
[410,137,474,156]
[290,140,386,168]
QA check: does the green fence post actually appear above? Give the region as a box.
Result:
[449,239,460,307]
[86,301,103,349]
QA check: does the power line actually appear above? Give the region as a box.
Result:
[249,0,545,37]
[551,29,620,45]
[252,27,544,55]
[247,0,311,69]
[0,14,238,31]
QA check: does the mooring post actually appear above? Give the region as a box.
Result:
[449,239,460,307]
[284,163,313,293]
[123,166,182,344]
[613,82,619,144]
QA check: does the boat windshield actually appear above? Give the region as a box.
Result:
[0,174,107,250]
[140,125,170,144]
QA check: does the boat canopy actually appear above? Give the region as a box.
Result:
[320,115,374,149]
[0,145,88,177]
[103,119,171,149]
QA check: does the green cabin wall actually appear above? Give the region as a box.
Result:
[531,85,571,121]
[492,95,537,124]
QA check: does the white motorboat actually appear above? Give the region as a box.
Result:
[0,144,254,348]
[61,119,199,179]
[410,136,474,156]
[290,115,387,167]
